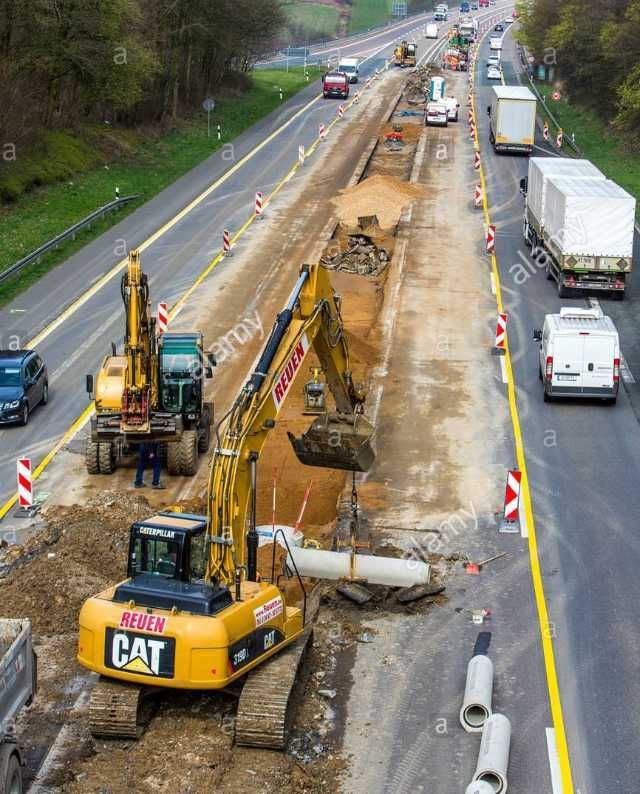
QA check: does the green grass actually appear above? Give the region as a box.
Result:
[0,66,322,308]
[535,87,640,211]
[348,0,393,34]
[287,3,341,38]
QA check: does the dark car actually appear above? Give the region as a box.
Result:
[0,350,48,426]
[494,23,504,31]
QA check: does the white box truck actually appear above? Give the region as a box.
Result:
[529,175,635,298]
[487,86,536,153]
[426,23,439,38]
[434,4,448,20]
[337,57,359,83]
[533,307,620,403]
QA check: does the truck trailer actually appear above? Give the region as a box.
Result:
[526,175,636,298]
[0,619,36,794]
[487,86,536,153]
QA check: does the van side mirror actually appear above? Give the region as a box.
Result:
[86,374,94,395]
[519,177,527,195]
[207,352,216,368]
[487,105,491,116]
[533,329,542,342]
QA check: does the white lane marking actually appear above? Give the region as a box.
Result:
[546,727,563,794]
[588,297,636,383]
[490,271,497,295]
[499,355,507,384]
[519,496,529,538]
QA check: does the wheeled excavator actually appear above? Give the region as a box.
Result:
[77,263,375,747]
[85,250,215,476]
[394,40,417,67]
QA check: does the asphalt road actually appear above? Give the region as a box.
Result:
[0,3,513,511]
[479,27,640,793]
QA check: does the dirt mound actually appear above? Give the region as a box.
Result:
[0,491,151,634]
[331,174,425,229]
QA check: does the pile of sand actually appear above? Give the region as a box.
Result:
[331,174,425,229]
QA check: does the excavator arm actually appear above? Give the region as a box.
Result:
[206,263,374,587]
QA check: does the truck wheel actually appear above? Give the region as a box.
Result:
[166,441,180,475]
[178,430,198,476]
[613,290,624,301]
[543,389,552,403]
[85,441,100,475]
[557,283,572,299]
[198,423,211,454]
[98,441,116,474]
[2,751,22,794]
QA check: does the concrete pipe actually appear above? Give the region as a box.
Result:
[286,547,430,588]
[474,713,512,794]
[465,782,494,794]
[459,654,494,733]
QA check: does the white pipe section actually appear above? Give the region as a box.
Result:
[460,654,494,733]
[474,713,512,794]
[465,782,494,794]
[286,547,431,587]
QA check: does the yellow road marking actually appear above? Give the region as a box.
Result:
[470,25,575,794]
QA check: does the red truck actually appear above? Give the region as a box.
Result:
[479,0,489,6]
[323,71,349,99]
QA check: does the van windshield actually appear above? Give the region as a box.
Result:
[0,366,21,387]
[339,65,355,74]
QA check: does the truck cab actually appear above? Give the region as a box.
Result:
[323,71,349,98]
[337,58,359,83]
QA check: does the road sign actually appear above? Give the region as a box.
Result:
[486,224,496,254]
[495,313,507,348]
[157,302,168,334]
[202,98,215,138]
[17,458,32,507]
[503,470,521,523]
[552,90,561,101]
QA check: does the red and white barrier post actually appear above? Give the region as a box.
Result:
[495,312,508,349]
[319,122,326,140]
[474,150,481,171]
[255,191,264,219]
[294,481,314,532]
[543,121,549,142]
[501,469,521,532]
[337,104,345,120]
[469,123,476,140]
[223,228,232,256]
[486,224,496,254]
[474,183,483,208]
[354,90,360,103]
[157,301,168,334]
[556,128,564,149]
[298,144,305,166]
[17,457,32,509]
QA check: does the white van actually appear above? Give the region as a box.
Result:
[338,57,359,83]
[489,36,503,50]
[444,95,459,121]
[425,101,448,126]
[429,76,446,101]
[426,23,439,38]
[534,307,620,403]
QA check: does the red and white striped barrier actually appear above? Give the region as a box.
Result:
[157,301,168,334]
[486,224,496,254]
[17,457,32,508]
[319,122,326,140]
[469,124,476,140]
[543,121,549,142]
[468,109,474,124]
[223,228,232,256]
[474,150,481,170]
[556,128,564,149]
[503,470,521,524]
[298,144,305,166]
[474,183,483,208]
[495,312,508,349]
[337,104,345,119]
[354,90,360,103]
[467,93,473,107]
[255,191,264,218]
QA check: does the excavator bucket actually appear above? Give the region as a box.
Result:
[288,412,375,472]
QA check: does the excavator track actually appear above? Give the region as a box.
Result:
[89,677,157,739]
[235,628,313,749]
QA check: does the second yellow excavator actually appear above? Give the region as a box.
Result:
[77,263,375,746]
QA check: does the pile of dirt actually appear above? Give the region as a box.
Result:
[331,174,425,229]
[0,491,151,634]
[321,233,390,275]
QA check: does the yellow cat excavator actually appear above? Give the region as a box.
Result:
[77,263,375,747]
[85,250,215,476]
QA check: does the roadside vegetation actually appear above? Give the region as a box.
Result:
[0,67,320,308]
[516,0,640,147]
[286,2,343,40]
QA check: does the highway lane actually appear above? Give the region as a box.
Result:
[0,3,512,511]
[478,26,640,792]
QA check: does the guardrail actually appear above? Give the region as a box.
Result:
[516,45,582,156]
[0,194,139,285]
